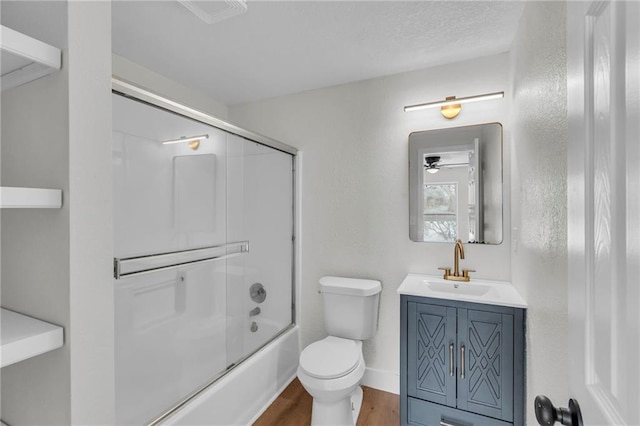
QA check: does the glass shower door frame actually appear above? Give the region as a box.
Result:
[112,77,298,425]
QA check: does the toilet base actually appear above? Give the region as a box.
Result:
[351,386,363,423]
[310,386,363,426]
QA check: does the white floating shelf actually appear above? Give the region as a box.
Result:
[1,25,62,91]
[1,308,64,368]
[0,187,62,208]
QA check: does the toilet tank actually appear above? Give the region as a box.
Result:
[319,276,382,340]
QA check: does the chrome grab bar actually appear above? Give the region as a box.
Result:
[114,241,249,279]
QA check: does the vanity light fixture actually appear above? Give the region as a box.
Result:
[161,134,209,150]
[404,91,504,119]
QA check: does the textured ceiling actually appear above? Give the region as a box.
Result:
[112,1,524,105]
[1,1,525,106]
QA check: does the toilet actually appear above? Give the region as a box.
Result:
[297,276,382,426]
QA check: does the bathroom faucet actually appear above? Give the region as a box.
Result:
[438,239,475,282]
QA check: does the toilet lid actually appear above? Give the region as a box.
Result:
[299,337,360,379]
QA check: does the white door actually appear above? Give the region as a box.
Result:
[567,1,640,425]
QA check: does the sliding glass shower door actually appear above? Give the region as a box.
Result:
[112,93,294,425]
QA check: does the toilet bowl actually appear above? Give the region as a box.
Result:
[297,336,365,425]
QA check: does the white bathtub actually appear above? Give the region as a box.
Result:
[162,325,300,425]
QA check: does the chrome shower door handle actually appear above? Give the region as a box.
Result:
[460,345,465,379]
[449,343,455,376]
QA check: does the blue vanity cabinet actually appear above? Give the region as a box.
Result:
[401,295,525,426]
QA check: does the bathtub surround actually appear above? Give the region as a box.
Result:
[111,86,295,423]
[110,53,303,423]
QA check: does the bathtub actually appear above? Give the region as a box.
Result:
[161,325,300,425]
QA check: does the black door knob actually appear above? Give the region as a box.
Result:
[535,395,583,426]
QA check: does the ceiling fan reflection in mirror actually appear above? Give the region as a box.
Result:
[424,155,469,174]
[424,156,441,174]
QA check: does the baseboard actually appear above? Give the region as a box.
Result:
[362,367,399,395]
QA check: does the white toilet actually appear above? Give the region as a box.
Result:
[297,276,382,426]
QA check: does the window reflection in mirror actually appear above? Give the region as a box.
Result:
[424,183,458,242]
[409,123,503,244]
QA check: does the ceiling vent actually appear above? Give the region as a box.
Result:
[177,0,248,25]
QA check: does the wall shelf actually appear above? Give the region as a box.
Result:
[0,187,62,208]
[1,25,62,91]
[1,308,64,368]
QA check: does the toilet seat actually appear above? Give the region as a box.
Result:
[299,336,360,379]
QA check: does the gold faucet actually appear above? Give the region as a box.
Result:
[438,239,475,282]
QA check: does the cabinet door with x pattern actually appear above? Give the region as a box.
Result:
[457,308,514,422]
[407,301,457,407]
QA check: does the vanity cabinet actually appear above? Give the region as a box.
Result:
[401,295,525,426]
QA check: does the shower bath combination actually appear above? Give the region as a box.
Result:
[111,88,296,425]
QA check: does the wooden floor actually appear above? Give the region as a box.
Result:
[253,378,399,426]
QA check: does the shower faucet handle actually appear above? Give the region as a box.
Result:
[249,307,261,317]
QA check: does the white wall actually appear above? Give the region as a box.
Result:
[1,2,114,424]
[509,2,568,423]
[113,54,229,121]
[229,53,512,382]
[68,2,114,423]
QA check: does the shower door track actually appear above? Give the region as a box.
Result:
[111,77,298,156]
[114,241,249,279]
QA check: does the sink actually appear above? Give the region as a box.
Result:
[397,274,527,308]
[424,280,497,297]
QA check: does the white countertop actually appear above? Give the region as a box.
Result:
[397,273,527,309]
[1,308,64,368]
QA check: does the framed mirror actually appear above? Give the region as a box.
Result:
[409,123,503,244]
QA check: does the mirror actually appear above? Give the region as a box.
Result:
[409,123,503,244]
